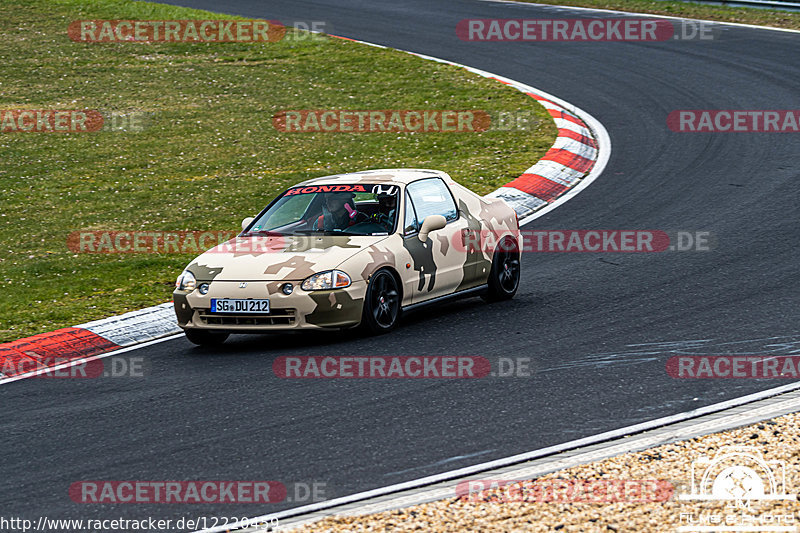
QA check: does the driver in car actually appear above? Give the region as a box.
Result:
[314,191,369,231]
[372,191,397,231]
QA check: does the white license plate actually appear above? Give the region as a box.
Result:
[211,299,270,314]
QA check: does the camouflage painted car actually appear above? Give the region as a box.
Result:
[173,169,520,345]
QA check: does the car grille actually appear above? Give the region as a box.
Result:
[198,308,296,326]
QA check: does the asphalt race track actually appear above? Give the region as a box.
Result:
[3,0,799,525]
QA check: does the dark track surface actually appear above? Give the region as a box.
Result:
[3,0,799,526]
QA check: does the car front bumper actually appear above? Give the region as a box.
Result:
[173,279,367,331]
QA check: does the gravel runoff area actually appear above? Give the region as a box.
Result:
[299,412,800,532]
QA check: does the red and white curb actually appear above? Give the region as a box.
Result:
[0,303,180,381]
[0,37,609,383]
[487,92,600,218]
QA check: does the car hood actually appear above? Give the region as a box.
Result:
[184,234,390,282]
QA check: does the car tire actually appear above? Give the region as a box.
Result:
[184,329,230,346]
[483,237,520,302]
[361,269,401,334]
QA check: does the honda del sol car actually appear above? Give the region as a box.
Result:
[173,169,520,345]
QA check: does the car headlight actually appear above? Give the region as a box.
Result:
[301,270,351,291]
[175,270,197,292]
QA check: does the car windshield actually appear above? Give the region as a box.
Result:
[243,183,400,236]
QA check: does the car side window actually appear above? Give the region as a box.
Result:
[403,191,419,235]
[406,178,458,224]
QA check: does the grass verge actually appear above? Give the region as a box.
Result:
[0,0,557,342]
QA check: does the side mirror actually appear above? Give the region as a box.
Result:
[241,217,255,231]
[418,214,447,242]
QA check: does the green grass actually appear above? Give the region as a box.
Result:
[517,0,800,29]
[0,0,557,342]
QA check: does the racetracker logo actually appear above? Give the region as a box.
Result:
[1,110,151,133]
[667,356,800,378]
[456,479,674,503]
[68,20,286,43]
[668,110,800,132]
[1,356,147,379]
[69,481,287,504]
[453,230,713,253]
[66,231,272,254]
[282,21,330,41]
[272,110,491,133]
[0,110,103,133]
[456,19,715,41]
[274,356,491,378]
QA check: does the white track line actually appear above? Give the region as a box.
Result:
[478,0,800,34]
[279,393,800,529]
[196,380,800,533]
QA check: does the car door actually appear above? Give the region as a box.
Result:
[401,178,469,303]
